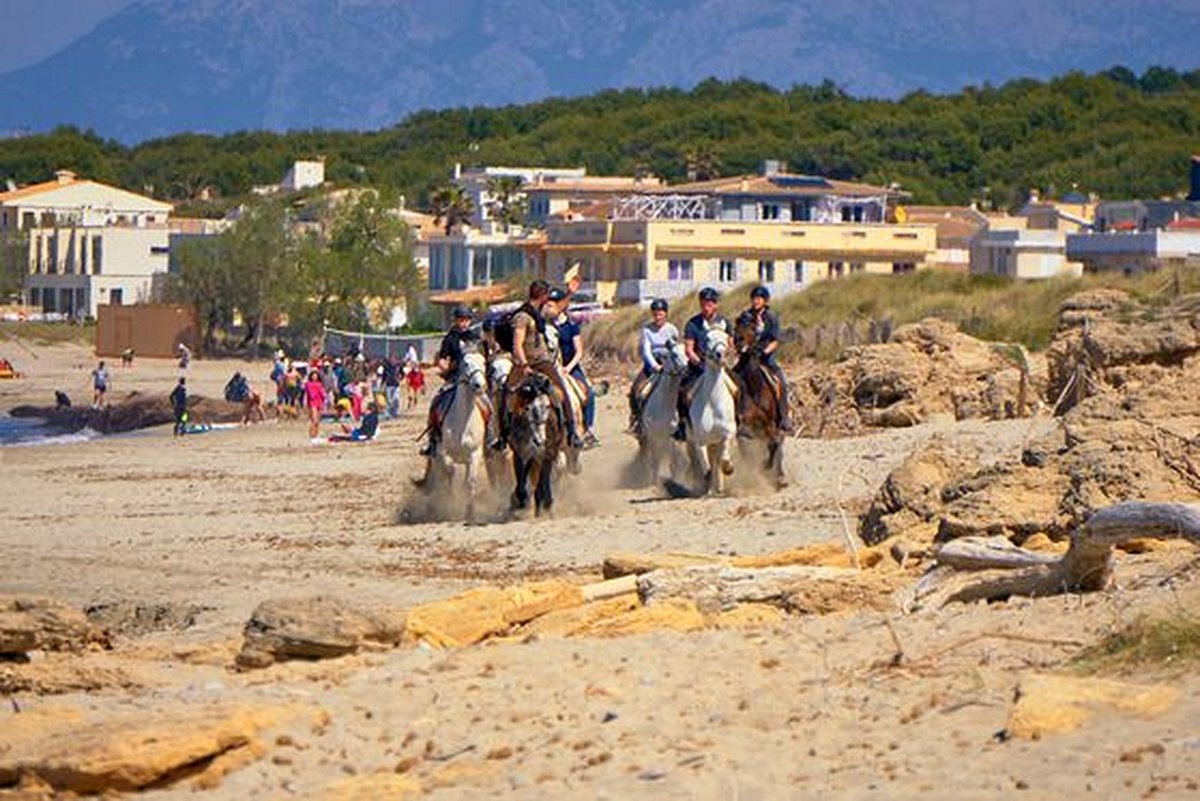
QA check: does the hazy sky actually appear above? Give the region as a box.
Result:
[1,0,135,73]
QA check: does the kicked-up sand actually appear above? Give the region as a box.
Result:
[1,341,1199,799]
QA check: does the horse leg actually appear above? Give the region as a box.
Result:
[510,457,530,511]
[535,459,554,515]
[464,450,481,522]
[689,439,711,495]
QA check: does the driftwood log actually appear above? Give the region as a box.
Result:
[637,565,862,614]
[904,501,1200,611]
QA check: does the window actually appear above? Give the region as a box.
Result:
[47,236,57,274]
[719,259,737,282]
[793,261,805,283]
[892,262,916,274]
[667,259,693,281]
[110,288,123,306]
[761,203,781,221]
[850,262,865,274]
[828,261,845,279]
[841,206,865,222]
[92,235,103,274]
[80,236,88,274]
[29,287,40,308]
[791,201,810,221]
[757,260,775,283]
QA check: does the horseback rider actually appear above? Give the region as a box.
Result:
[675,286,733,441]
[628,297,680,433]
[737,286,794,431]
[420,306,482,456]
[548,286,599,449]
[494,280,584,451]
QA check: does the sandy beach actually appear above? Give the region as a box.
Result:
[2,341,1198,800]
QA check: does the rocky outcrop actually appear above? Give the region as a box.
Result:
[236,596,406,669]
[0,597,109,656]
[8,392,243,435]
[792,318,1043,437]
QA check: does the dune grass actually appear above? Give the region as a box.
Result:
[1071,612,1200,676]
[1,320,95,348]
[584,269,1200,363]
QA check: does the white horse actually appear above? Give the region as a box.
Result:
[485,350,513,488]
[430,352,489,519]
[636,342,689,484]
[687,327,738,495]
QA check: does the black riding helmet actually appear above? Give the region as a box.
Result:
[547,286,568,302]
[650,298,668,312]
[698,286,720,302]
[453,305,473,320]
[750,286,770,301]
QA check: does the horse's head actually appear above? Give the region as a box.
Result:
[704,327,728,365]
[663,342,688,375]
[458,352,487,393]
[734,311,758,352]
[489,352,512,388]
[512,373,556,450]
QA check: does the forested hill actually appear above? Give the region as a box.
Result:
[1,67,1197,214]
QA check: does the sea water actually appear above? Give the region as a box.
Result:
[0,415,100,447]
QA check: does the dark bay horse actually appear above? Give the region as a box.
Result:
[733,312,787,488]
[506,372,563,515]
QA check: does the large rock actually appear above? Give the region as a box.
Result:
[0,703,296,793]
[9,392,243,435]
[1006,673,1178,740]
[858,440,982,545]
[0,597,108,656]
[936,463,1071,542]
[404,581,585,648]
[236,596,405,669]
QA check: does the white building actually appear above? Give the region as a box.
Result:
[454,164,585,231]
[1066,230,1200,273]
[2,170,175,318]
[281,159,326,192]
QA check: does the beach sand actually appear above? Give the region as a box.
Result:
[2,342,1198,799]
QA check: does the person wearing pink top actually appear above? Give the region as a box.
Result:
[304,369,326,439]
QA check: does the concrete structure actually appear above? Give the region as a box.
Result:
[281,159,326,192]
[95,303,197,358]
[426,227,542,293]
[654,162,899,224]
[543,218,937,305]
[971,225,1081,280]
[2,171,177,318]
[452,164,661,231]
[1066,230,1200,274]
[896,206,988,271]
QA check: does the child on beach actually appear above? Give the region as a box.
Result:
[405,362,425,410]
[91,361,110,408]
[304,369,326,441]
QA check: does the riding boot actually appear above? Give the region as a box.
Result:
[673,392,689,442]
[419,429,439,457]
[490,387,509,451]
[772,364,794,431]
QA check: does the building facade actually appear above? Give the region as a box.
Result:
[3,171,175,318]
[544,218,936,305]
[1066,230,1200,273]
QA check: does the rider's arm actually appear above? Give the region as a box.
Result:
[760,312,779,356]
[641,328,660,372]
[564,332,583,374]
[685,337,700,365]
[512,316,529,366]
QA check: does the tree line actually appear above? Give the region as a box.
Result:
[167,190,418,353]
[0,66,1198,215]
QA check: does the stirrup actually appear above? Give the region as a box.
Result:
[419,442,437,457]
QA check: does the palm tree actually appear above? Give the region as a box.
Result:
[486,176,526,232]
[429,184,475,234]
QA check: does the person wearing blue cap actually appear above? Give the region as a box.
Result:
[675,287,732,440]
[420,306,481,457]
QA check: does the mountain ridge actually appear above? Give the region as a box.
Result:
[2,0,1197,143]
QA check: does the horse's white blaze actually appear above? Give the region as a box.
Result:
[688,328,737,494]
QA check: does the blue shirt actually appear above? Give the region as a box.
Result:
[684,313,732,358]
[555,317,581,367]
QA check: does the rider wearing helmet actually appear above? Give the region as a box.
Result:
[675,286,733,441]
[740,286,793,431]
[420,306,481,457]
[548,287,599,448]
[628,297,680,433]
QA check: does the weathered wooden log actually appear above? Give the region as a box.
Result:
[602,552,724,579]
[905,502,1200,611]
[637,565,857,614]
[933,535,1060,571]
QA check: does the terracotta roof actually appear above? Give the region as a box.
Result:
[428,285,513,306]
[0,177,79,202]
[1166,217,1200,230]
[651,172,897,199]
[526,176,661,192]
[900,206,988,244]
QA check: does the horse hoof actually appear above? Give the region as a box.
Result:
[721,461,735,476]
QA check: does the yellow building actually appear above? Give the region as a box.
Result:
[544,218,937,305]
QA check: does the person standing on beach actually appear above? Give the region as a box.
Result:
[91,361,110,408]
[177,343,191,374]
[304,368,326,440]
[170,377,188,436]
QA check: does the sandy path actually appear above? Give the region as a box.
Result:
[2,342,1197,799]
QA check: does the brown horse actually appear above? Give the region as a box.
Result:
[733,312,787,487]
[506,372,563,515]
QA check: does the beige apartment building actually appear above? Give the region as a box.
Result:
[544,217,937,305]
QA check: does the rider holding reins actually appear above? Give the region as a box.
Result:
[628,297,679,433]
[675,286,733,441]
[420,305,482,457]
[548,286,599,449]
[738,286,794,432]
[494,279,585,451]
